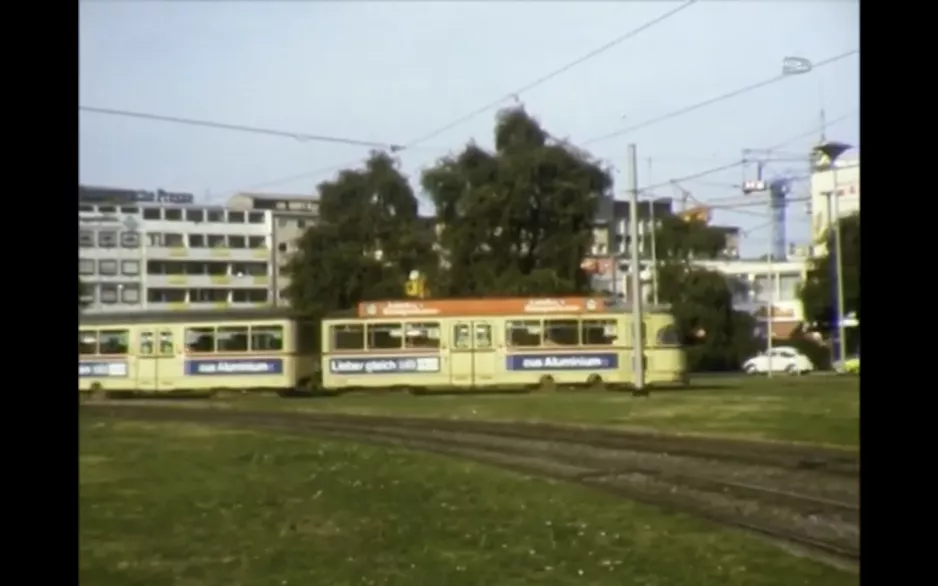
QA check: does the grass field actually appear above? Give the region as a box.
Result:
[80,417,856,586]
[171,376,859,447]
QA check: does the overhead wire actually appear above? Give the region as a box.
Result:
[639,104,858,194]
[224,0,701,195]
[582,48,858,146]
[79,105,404,150]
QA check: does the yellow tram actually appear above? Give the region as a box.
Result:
[321,297,686,393]
[78,309,319,397]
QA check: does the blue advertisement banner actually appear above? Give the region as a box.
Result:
[329,356,441,375]
[506,353,618,371]
[79,361,128,378]
[185,359,283,376]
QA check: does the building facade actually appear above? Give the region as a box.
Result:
[696,258,808,339]
[79,185,275,314]
[809,155,859,256]
[587,197,741,297]
[227,192,320,306]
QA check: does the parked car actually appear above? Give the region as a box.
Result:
[834,355,860,375]
[742,347,814,375]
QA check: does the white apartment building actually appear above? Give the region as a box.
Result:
[809,155,859,256]
[79,185,275,314]
[696,258,808,339]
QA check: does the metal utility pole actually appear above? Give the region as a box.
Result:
[647,157,660,305]
[743,165,775,378]
[628,144,646,395]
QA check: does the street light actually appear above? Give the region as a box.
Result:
[812,140,852,368]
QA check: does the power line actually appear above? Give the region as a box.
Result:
[582,48,859,146]
[402,0,700,149]
[79,105,404,150]
[641,106,858,193]
[225,1,700,195]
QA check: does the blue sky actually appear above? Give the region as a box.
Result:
[79,1,859,256]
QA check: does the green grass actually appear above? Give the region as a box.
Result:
[178,376,859,447]
[80,417,856,586]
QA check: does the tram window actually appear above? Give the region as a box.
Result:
[331,324,364,350]
[78,330,98,355]
[403,322,440,349]
[98,330,129,355]
[159,331,174,355]
[251,325,284,351]
[543,319,579,346]
[139,331,154,355]
[582,320,618,345]
[217,326,249,352]
[368,323,403,350]
[506,320,541,347]
[185,327,216,353]
[453,324,471,349]
[656,324,681,347]
[474,324,493,349]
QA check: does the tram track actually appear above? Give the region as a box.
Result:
[83,404,860,570]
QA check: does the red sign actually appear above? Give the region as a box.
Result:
[356,297,607,318]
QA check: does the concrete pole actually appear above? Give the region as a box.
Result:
[628,144,646,395]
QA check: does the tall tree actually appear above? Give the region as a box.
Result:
[284,151,436,319]
[800,213,860,329]
[652,215,757,370]
[421,107,612,297]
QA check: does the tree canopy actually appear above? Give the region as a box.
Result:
[283,151,436,320]
[799,213,860,328]
[421,107,612,297]
[651,216,757,370]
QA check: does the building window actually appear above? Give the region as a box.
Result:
[277,243,288,252]
[79,230,95,248]
[147,232,163,247]
[98,259,118,276]
[189,234,205,247]
[232,289,269,303]
[248,212,265,224]
[228,235,246,249]
[121,260,140,276]
[98,205,116,213]
[208,235,226,248]
[120,206,139,214]
[186,209,204,222]
[228,211,245,223]
[79,258,95,275]
[121,231,140,248]
[248,236,266,249]
[100,284,119,304]
[207,210,224,223]
[121,284,141,304]
[147,288,186,303]
[98,231,118,248]
[164,208,183,221]
[164,233,185,247]
[142,208,161,220]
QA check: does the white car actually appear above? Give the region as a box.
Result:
[742,347,814,375]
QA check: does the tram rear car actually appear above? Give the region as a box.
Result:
[79,309,318,397]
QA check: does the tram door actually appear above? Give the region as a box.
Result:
[450,322,496,388]
[136,329,177,392]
